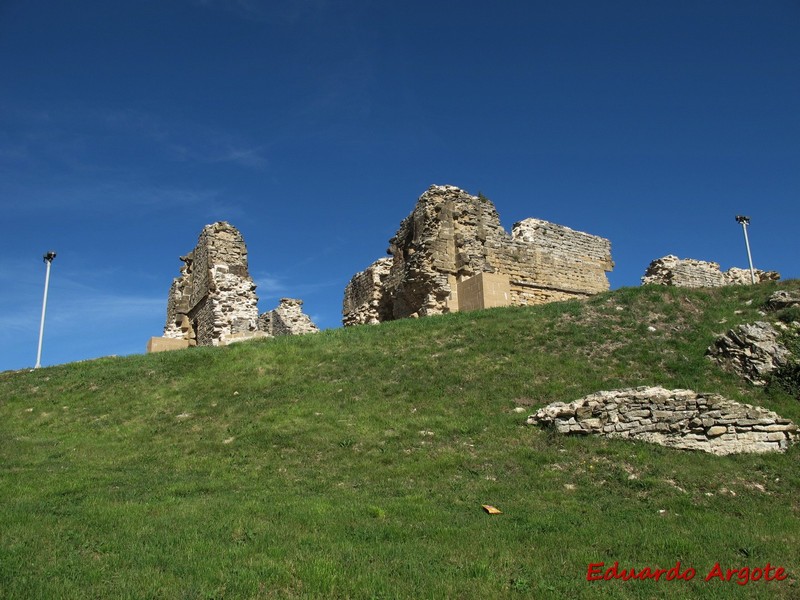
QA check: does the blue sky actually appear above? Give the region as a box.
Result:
[1,0,798,371]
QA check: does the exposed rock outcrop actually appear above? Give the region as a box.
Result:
[766,290,800,312]
[343,185,613,325]
[527,387,797,455]
[641,255,779,287]
[707,322,793,385]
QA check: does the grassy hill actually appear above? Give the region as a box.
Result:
[2,281,799,599]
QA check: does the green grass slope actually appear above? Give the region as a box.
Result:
[2,281,799,599]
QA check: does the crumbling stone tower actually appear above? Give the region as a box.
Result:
[343,185,614,325]
[164,222,260,346]
[151,221,320,352]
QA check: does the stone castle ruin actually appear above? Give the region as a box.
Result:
[147,222,317,352]
[641,255,779,287]
[258,298,320,337]
[343,185,613,325]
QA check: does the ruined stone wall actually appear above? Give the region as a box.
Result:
[510,219,613,296]
[163,263,192,340]
[641,255,780,287]
[380,186,481,319]
[158,222,319,351]
[343,185,613,325]
[528,387,797,455]
[258,298,320,336]
[724,267,781,285]
[342,258,393,326]
[164,222,259,346]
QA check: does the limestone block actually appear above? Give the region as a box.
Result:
[456,272,511,312]
[221,331,270,345]
[766,290,800,311]
[146,337,190,353]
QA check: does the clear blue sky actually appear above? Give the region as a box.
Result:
[2,0,798,371]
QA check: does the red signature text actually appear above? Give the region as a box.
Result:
[587,561,788,585]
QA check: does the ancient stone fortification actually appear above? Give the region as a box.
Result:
[528,387,797,455]
[342,258,393,326]
[163,222,259,346]
[343,185,613,325]
[151,222,318,351]
[641,255,779,287]
[259,298,319,336]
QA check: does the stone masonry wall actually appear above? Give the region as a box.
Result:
[641,255,780,287]
[509,218,613,306]
[342,258,393,326]
[164,259,193,341]
[343,185,613,325]
[528,386,797,455]
[259,298,320,336]
[162,222,319,348]
[164,222,259,346]
[724,267,781,285]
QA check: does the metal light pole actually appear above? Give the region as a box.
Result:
[34,251,57,369]
[735,216,755,285]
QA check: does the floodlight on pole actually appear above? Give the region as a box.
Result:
[735,216,756,285]
[34,251,57,369]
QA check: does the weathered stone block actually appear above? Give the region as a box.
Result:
[146,337,190,353]
[626,409,651,418]
[456,272,511,312]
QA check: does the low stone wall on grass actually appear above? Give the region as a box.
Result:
[527,386,797,455]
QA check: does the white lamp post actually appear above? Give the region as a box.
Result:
[735,215,755,285]
[34,251,57,369]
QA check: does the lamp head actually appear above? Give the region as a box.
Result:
[43,251,56,262]
[735,215,750,225]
